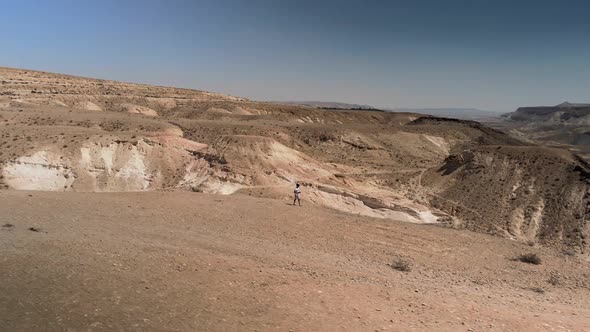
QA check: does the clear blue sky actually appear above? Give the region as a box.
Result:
[1,0,589,111]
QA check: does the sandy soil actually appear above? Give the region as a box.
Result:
[1,190,589,331]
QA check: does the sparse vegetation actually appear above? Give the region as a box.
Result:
[516,253,542,265]
[390,258,412,272]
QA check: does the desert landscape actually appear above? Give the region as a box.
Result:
[1,67,590,331]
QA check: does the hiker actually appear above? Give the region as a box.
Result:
[293,183,301,206]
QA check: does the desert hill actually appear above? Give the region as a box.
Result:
[500,102,590,143]
[1,67,589,253]
[503,102,590,123]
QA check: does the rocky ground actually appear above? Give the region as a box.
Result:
[1,191,589,331]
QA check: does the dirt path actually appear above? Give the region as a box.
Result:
[1,190,589,331]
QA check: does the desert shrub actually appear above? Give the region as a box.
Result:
[516,253,542,265]
[390,258,412,272]
[318,133,333,142]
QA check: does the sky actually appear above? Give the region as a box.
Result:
[0,0,589,111]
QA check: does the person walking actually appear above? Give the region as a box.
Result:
[293,183,301,206]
